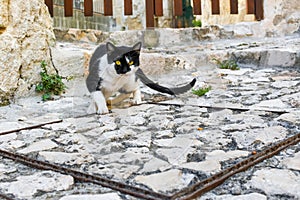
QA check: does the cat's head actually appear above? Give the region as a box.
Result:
[106,42,142,75]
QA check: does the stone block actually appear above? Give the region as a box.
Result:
[142,30,159,48]
[0,0,55,102]
[0,0,9,28]
[232,49,263,67]
[109,30,143,46]
[264,49,297,67]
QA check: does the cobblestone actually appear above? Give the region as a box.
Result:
[0,35,300,199]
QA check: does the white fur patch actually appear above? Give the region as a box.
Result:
[89,91,109,114]
[133,89,142,104]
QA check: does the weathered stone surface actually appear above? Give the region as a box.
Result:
[232,126,288,148]
[252,99,289,109]
[153,135,202,148]
[135,169,195,193]
[51,43,87,79]
[39,151,94,165]
[271,80,299,89]
[109,30,143,46]
[0,139,26,150]
[0,171,73,199]
[122,131,152,148]
[282,152,300,171]
[140,157,171,173]
[88,163,140,180]
[182,150,249,173]
[0,0,55,104]
[0,122,26,133]
[0,163,17,179]
[248,169,300,197]
[0,0,9,28]
[0,133,17,142]
[154,130,175,139]
[182,159,221,173]
[17,139,58,154]
[202,193,267,200]
[276,112,300,124]
[264,50,297,67]
[197,130,231,148]
[60,193,122,200]
[101,147,152,165]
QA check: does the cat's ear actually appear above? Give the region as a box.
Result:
[132,42,142,52]
[106,42,116,55]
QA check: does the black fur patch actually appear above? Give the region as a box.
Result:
[96,77,103,91]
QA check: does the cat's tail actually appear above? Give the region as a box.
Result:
[135,68,196,95]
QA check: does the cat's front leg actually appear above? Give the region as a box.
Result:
[132,88,142,104]
[89,91,109,114]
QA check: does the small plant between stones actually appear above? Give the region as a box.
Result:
[192,19,202,27]
[35,61,68,101]
[213,58,240,70]
[192,85,212,97]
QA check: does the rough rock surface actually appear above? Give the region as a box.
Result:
[0,0,55,105]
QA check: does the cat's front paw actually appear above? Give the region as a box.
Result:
[133,89,142,104]
[133,98,142,105]
[96,106,109,115]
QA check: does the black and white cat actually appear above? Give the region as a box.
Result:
[86,42,196,114]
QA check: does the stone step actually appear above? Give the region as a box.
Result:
[52,35,300,80]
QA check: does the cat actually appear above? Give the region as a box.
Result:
[86,42,196,114]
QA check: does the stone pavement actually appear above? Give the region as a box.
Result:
[0,35,300,200]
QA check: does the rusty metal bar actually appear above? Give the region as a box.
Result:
[0,149,172,200]
[0,119,63,136]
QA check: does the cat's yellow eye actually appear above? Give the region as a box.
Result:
[129,61,134,65]
[115,60,121,65]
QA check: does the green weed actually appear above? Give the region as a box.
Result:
[35,61,67,101]
[192,19,202,27]
[213,58,240,70]
[192,85,212,97]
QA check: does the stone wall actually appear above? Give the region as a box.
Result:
[261,0,300,36]
[0,0,55,105]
